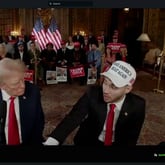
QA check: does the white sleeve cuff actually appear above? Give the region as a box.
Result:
[43,137,59,145]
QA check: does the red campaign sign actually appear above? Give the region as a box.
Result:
[108,43,122,53]
[24,70,34,82]
[69,66,85,78]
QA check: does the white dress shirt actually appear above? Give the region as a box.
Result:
[98,95,126,142]
[1,90,22,144]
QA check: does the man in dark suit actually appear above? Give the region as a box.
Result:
[0,58,45,145]
[56,41,71,67]
[44,60,145,146]
[87,42,102,80]
[13,41,30,67]
[72,31,85,48]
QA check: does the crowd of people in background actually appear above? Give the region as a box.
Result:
[0,29,128,87]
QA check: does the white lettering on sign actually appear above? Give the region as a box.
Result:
[110,45,121,50]
[24,72,33,78]
[70,67,84,75]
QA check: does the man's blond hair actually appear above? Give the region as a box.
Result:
[0,58,26,85]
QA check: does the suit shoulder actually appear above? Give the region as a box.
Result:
[86,85,102,98]
[87,85,101,93]
[128,92,145,104]
[25,81,39,91]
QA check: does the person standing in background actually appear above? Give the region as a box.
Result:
[40,42,57,84]
[27,41,44,86]
[87,42,102,82]
[0,43,13,60]
[13,41,31,68]
[1,35,15,56]
[72,31,85,48]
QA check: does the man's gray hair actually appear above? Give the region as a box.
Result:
[0,58,26,85]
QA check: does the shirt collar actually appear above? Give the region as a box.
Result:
[108,95,126,112]
[1,89,11,101]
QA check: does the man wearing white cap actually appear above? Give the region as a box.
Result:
[44,60,145,146]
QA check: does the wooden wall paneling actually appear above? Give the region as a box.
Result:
[94,9,110,37]
[18,9,34,36]
[148,9,160,47]
[74,8,90,35]
[68,9,111,38]
[118,9,127,43]
[18,9,26,33]
[86,8,90,35]
[25,9,34,35]
[90,9,97,36]
[122,9,143,43]
[143,8,164,49]
[68,9,73,36]
[71,8,77,35]
[159,9,165,49]
[103,9,112,40]
[143,8,149,33]
[13,9,19,34]
[55,8,69,40]
[0,9,14,35]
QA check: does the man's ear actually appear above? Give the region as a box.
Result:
[125,85,133,94]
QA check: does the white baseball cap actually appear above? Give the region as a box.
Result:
[101,60,136,87]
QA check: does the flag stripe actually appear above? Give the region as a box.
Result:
[46,17,62,51]
[32,28,45,50]
[56,30,62,41]
[54,31,61,48]
[46,29,58,51]
[32,17,47,50]
[32,16,62,51]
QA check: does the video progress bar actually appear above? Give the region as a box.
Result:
[48,1,93,7]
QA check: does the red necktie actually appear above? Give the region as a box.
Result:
[104,104,116,146]
[8,97,20,145]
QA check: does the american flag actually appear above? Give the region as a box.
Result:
[32,17,48,50]
[46,16,62,51]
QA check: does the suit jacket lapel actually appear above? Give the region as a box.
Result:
[19,95,29,123]
[116,94,132,126]
[98,102,107,131]
[19,94,28,141]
